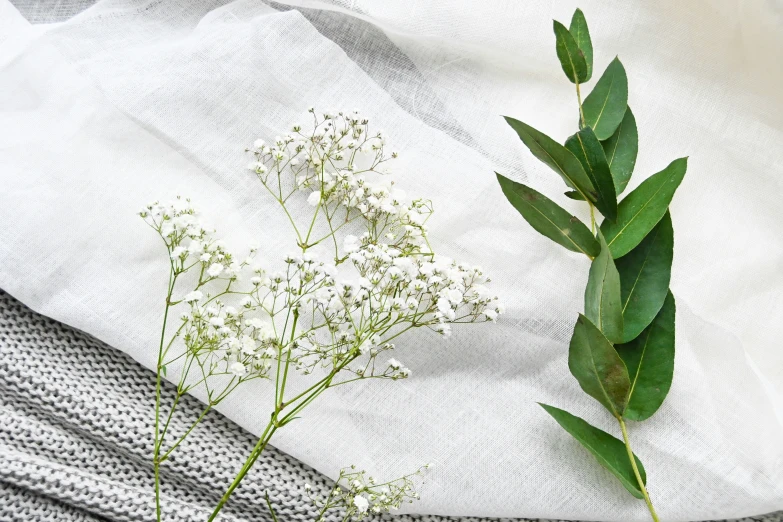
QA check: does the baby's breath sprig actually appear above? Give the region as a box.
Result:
[144,109,502,521]
[497,9,685,522]
[264,464,432,521]
[307,464,432,520]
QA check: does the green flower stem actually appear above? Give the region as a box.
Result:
[207,419,279,522]
[265,492,280,522]
[576,81,586,128]
[159,404,212,462]
[208,358,351,520]
[277,310,299,409]
[618,417,660,522]
[154,266,177,522]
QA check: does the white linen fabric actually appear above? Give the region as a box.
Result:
[1,1,782,521]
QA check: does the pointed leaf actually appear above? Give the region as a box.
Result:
[504,116,597,202]
[568,314,631,416]
[582,57,628,140]
[585,233,623,343]
[497,174,600,258]
[539,403,647,499]
[565,127,618,221]
[569,8,593,81]
[564,190,585,201]
[618,291,676,421]
[602,106,638,195]
[601,157,687,258]
[616,212,673,342]
[554,20,587,83]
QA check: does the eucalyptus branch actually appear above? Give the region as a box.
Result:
[498,8,684,521]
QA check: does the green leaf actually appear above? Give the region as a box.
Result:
[601,106,638,195]
[503,116,597,202]
[568,314,631,416]
[564,190,585,201]
[565,127,618,221]
[582,57,628,140]
[539,403,647,499]
[600,157,687,258]
[161,365,167,377]
[617,291,676,421]
[616,212,673,343]
[585,233,623,343]
[554,20,587,83]
[497,174,600,258]
[569,8,593,81]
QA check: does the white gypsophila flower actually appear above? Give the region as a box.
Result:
[184,290,203,302]
[187,240,203,254]
[229,362,247,377]
[353,495,369,513]
[307,191,321,206]
[305,464,430,519]
[208,263,224,277]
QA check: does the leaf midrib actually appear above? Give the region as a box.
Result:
[627,328,653,407]
[591,72,616,129]
[605,121,623,168]
[513,192,591,257]
[588,333,622,417]
[576,132,611,211]
[606,170,676,248]
[597,254,610,331]
[535,137,592,203]
[565,36,580,82]
[621,225,662,314]
[576,433,640,495]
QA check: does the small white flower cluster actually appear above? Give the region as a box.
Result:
[140,197,244,281]
[247,108,429,251]
[305,464,433,520]
[180,298,277,380]
[240,110,502,382]
[141,199,274,394]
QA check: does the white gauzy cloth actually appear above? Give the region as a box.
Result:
[1,1,782,520]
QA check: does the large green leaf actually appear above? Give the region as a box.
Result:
[601,157,687,258]
[554,20,587,83]
[617,291,676,421]
[539,403,647,499]
[616,212,673,343]
[504,117,597,202]
[568,314,630,416]
[565,127,618,221]
[585,233,623,343]
[569,8,593,81]
[582,58,628,140]
[601,107,638,195]
[497,174,600,258]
